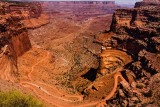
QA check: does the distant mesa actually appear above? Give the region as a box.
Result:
[143,0,160,2]
[135,0,160,7]
[12,1,116,5]
[46,1,116,5]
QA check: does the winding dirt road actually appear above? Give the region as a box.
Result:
[96,67,127,107]
[28,52,50,81]
[0,48,129,107]
[19,50,128,107]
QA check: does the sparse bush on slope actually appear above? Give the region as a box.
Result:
[0,90,44,107]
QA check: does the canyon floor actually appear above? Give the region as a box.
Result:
[1,1,159,107]
[16,13,119,107]
[17,12,132,107]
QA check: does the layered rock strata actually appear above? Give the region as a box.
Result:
[8,1,49,29]
[0,2,31,81]
[41,1,119,21]
[135,0,160,8]
[110,5,160,72]
[96,2,160,106]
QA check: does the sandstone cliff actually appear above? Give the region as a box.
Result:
[0,2,31,81]
[97,2,160,106]
[41,1,119,21]
[110,5,160,53]
[8,1,49,29]
[135,0,160,8]
[109,3,160,75]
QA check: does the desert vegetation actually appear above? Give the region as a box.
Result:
[0,90,44,107]
[0,0,160,107]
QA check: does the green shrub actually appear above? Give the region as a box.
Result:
[0,90,44,107]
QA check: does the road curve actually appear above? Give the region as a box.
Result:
[96,67,127,107]
[19,50,129,107]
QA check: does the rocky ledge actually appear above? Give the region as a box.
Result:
[0,2,31,57]
[0,2,31,81]
[135,0,160,8]
[8,1,49,29]
[95,1,160,106]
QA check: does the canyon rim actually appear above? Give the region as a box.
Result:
[0,0,160,107]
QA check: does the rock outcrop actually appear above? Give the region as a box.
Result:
[0,2,31,56]
[110,6,159,37]
[99,49,132,75]
[41,1,119,21]
[8,2,42,18]
[95,1,160,106]
[63,1,159,104]
[8,1,49,29]
[0,2,31,81]
[135,0,160,8]
[110,5,160,72]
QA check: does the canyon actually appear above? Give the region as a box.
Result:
[0,0,160,107]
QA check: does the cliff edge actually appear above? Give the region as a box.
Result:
[0,2,31,81]
[95,1,160,106]
[135,0,160,8]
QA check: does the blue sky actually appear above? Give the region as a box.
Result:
[114,0,142,4]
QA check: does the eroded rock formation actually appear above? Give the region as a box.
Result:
[82,49,132,102]
[0,2,31,81]
[0,0,159,107]
[135,0,160,8]
[8,2,42,18]
[7,1,49,29]
[99,49,132,75]
[41,1,119,21]
[95,1,160,106]
[110,4,160,71]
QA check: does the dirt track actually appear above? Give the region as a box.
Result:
[19,50,128,107]
[96,67,127,107]
[0,46,129,107]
